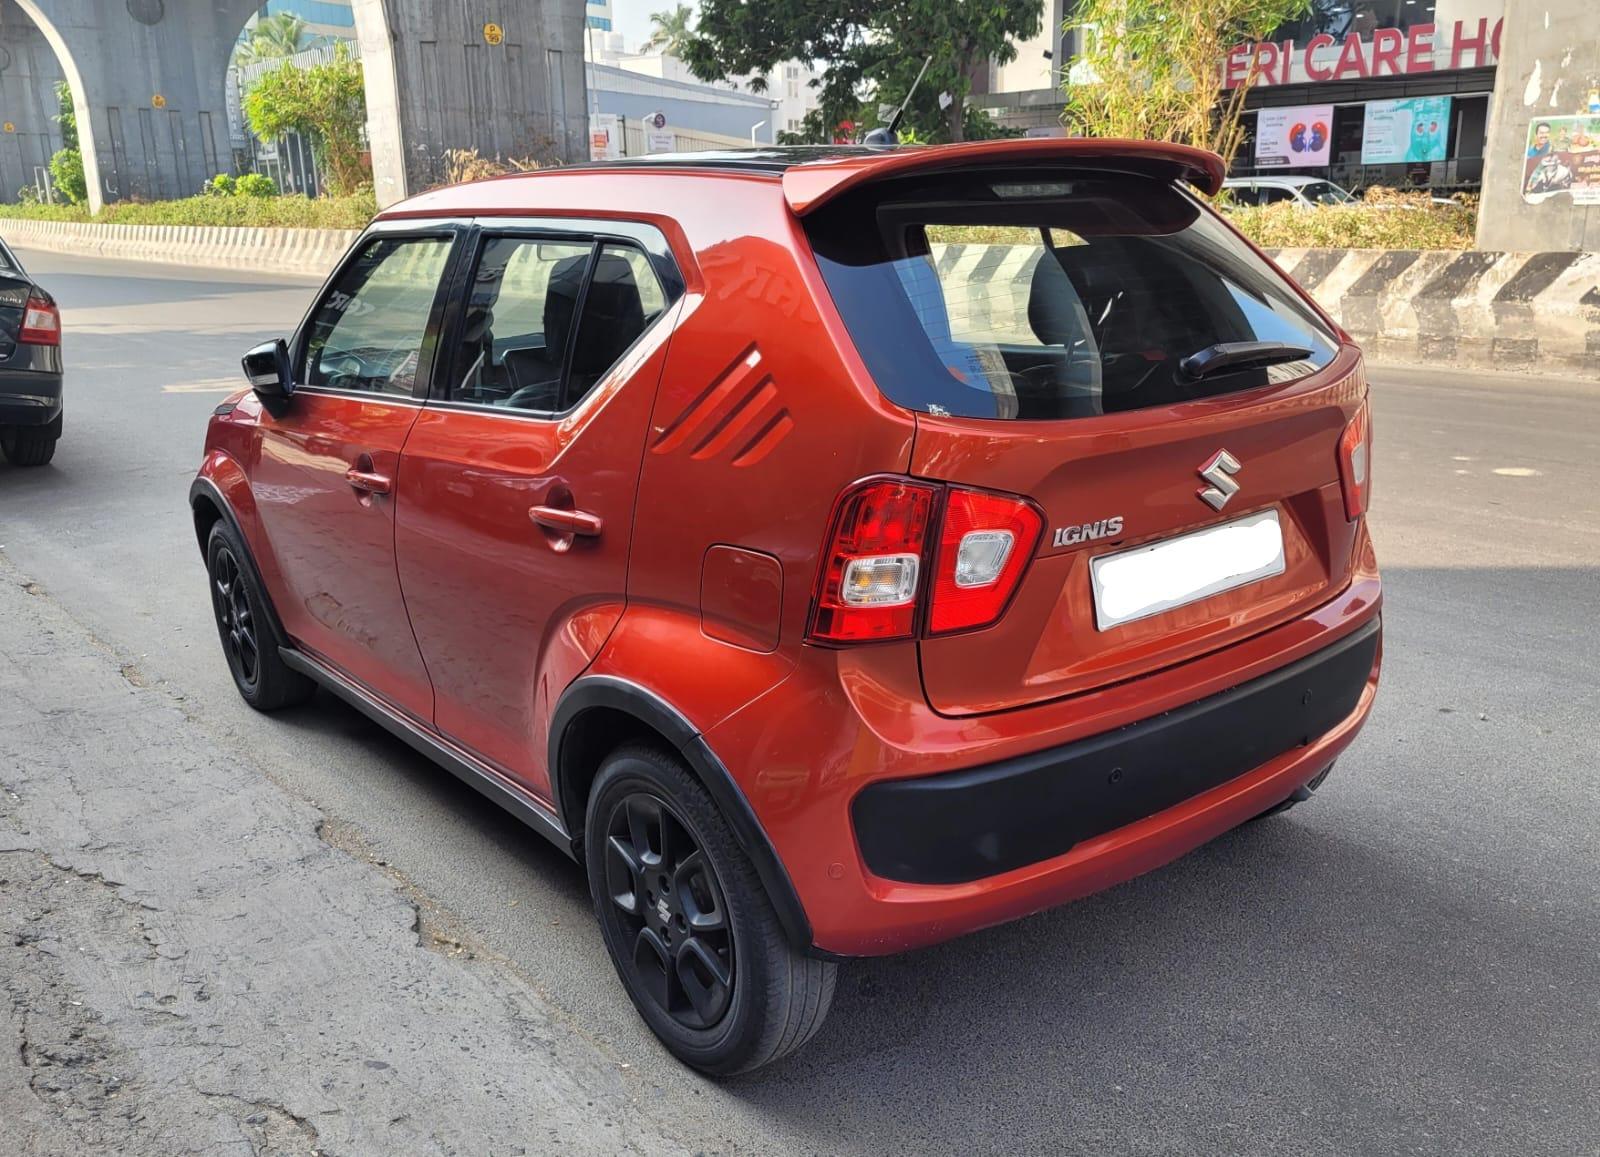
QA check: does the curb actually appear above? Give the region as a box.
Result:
[0,218,360,279]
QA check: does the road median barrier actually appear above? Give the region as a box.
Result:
[3,219,1597,376]
[0,217,360,279]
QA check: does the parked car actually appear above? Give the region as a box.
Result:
[190,139,1382,1074]
[1222,175,1358,207]
[0,236,63,466]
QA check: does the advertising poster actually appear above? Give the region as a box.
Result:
[1255,105,1334,168]
[1522,115,1600,205]
[1362,96,1452,164]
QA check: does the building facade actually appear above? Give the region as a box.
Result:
[977,0,1507,193]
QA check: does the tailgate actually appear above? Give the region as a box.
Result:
[914,353,1365,715]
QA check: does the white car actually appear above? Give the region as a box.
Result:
[1222,176,1357,207]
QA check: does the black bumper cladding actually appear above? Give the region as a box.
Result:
[853,618,1380,885]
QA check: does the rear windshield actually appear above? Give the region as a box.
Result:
[804,171,1339,421]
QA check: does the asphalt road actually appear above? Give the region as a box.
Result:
[3,246,1598,1155]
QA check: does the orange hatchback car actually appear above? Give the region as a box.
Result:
[192,140,1381,1073]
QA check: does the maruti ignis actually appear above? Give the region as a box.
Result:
[191,139,1381,1074]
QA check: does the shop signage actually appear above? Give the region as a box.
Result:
[1225,18,1502,89]
[589,112,620,162]
[1362,96,1452,164]
[1255,104,1334,169]
[1521,115,1600,206]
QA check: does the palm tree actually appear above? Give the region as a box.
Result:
[642,4,696,58]
[236,12,312,63]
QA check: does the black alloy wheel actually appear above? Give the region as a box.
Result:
[210,542,259,691]
[600,791,735,1031]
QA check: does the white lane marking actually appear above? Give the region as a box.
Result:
[163,379,241,394]
[1492,467,1542,477]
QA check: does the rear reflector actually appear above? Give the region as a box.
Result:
[19,297,59,346]
[1337,402,1371,520]
[928,487,1044,635]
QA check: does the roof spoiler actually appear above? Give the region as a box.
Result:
[782,138,1227,216]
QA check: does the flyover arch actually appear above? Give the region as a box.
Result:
[0,0,587,213]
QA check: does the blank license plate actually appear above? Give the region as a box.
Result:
[1090,509,1285,630]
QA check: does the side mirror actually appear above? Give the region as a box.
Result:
[242,339,294,408]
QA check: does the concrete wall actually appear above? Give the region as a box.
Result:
[1476,0,1600,250]
[355,0,588,207]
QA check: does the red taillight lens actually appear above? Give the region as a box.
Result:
[928,487,1044,635]
[19,296,60,346]
[1337,401,1371,520]
[808,478,937,644]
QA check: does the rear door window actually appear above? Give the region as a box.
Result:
[804,172,1339,421]
[443,235,669,414]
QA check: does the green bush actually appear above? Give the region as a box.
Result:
[234,172,278,198]
[1223,190,1476,251]
[204,173,236,197]
[48,147,87,205]
[0,190,376,229]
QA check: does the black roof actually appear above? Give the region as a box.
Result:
[575,146,895,174]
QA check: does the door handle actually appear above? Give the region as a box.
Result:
[345,467,393,495]
[529,505,603,537]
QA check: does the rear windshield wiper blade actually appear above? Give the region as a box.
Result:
[1180,341,1313,379]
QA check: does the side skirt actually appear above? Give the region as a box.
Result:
[279,647,574,856]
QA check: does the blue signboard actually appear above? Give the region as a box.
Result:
[1361,97,1452,164]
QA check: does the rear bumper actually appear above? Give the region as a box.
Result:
[0,369,63,427]
[704,525,1382,957]
[853,618,1379,886]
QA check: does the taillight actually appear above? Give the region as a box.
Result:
[1337,401,1371,520]
[807,477,1042,645]
[928,486,1044,635]
[808,478,937,643]
[19,296,60,346]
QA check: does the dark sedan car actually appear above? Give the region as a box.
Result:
[0,236,62,467]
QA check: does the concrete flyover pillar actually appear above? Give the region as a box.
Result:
[352,0,589,208]
[0,2,66,202]
[1477,0,1600,250]
[9,0,258,213]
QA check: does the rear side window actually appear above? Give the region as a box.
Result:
[805,172,1339,421]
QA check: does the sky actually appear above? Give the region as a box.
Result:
[609,0,691,52]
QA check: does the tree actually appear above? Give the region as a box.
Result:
[49,80,86,205]
[642,4,696,58]
[684,0,1042,144]
[237,13,312,63]
[243,44,369,195]
[1063,0,1310,168]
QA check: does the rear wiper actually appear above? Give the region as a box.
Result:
[1180,341,1313,379]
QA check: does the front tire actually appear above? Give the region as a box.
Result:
[205,520,313,711]
[585,744,836,1075]
[1,421,59,467]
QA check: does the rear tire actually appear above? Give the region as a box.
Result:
[205,520,314,711]
[1,423,58,467]
[585,744,837,1075]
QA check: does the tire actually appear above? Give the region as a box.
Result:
[205,520,314,711]
[585,744,837,1075]
[1,423,58,467]
[1251,761,1336,821]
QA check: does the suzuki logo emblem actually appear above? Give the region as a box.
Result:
[1197,449,1242,511]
